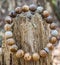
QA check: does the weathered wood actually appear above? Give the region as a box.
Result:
[0,48,2,65]
[2,35,10,65]
[11,13,51,65]
[2,1,52,65]
[1,11,51,65]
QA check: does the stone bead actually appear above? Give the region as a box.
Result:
[50,23,57,30]
[47,43,54,50]
[49,36,57,44]
[42,10,50,18]
[32,53,40,61]
[16,49,24,58]
[15,7,22,14]
[45,15,53,24]
[5,31,13,39]
[44,47,49,53]
[51,30,58,37]
[29,4,37,12]
[22,5,29,12]
[9,11,17,18]
[6,38,15,46]
[4,24,11,31]
[24,53,31,61]
[10,45,18,52]
[40,50,47,58]
[36,6,43,13]
[5,16,13,24]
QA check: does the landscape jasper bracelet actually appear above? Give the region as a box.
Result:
[4,4,58,61]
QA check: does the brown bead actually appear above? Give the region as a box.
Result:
[16,49,24,58]
[22,5,29,12]
[24,53,31,61]
[29,4,37,12]
[6,38,15,46]
[4,24,11,31]
[5,16,13,24]
[50,23,57,30]
[47,43,54,50]
[15,7,22,14]
[40,50,47,58]
[10,45,18,52]
[45,15,53,24]
[9,11,17,18]
[43,10,50,18]
[49,37,57,44]
[32,53,40,61]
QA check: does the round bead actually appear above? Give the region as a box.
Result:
[16,49,24,58]
[44,47,49,53]
[4,24,11,31]
[24,53,31,61]
[50,23,57,29]
[32,53,40,61]
[6,38,15,46]
[22,5,29,12]
[45,15,53,24]
[15,7,22,14]
[42,10,50,18]
[49,36,57,44]
[51,30,58,37]
[5,16,13,24]
[36,6,43,13]
[47,43,54,50]
[5,31,13,38]
[29,4,37,12]
[40,50,47,58]
[9,11,17,18]
[10,45,18,52]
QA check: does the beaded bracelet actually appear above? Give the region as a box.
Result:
[4,4,58,61]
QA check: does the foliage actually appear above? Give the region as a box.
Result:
[52,0,60,20]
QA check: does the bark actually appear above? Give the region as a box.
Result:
[12,13,51,65]
[2,12,51,65]
[2,0,53,65]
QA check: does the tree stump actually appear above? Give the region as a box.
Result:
[3,12,51,65]
[12,13,51,65]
